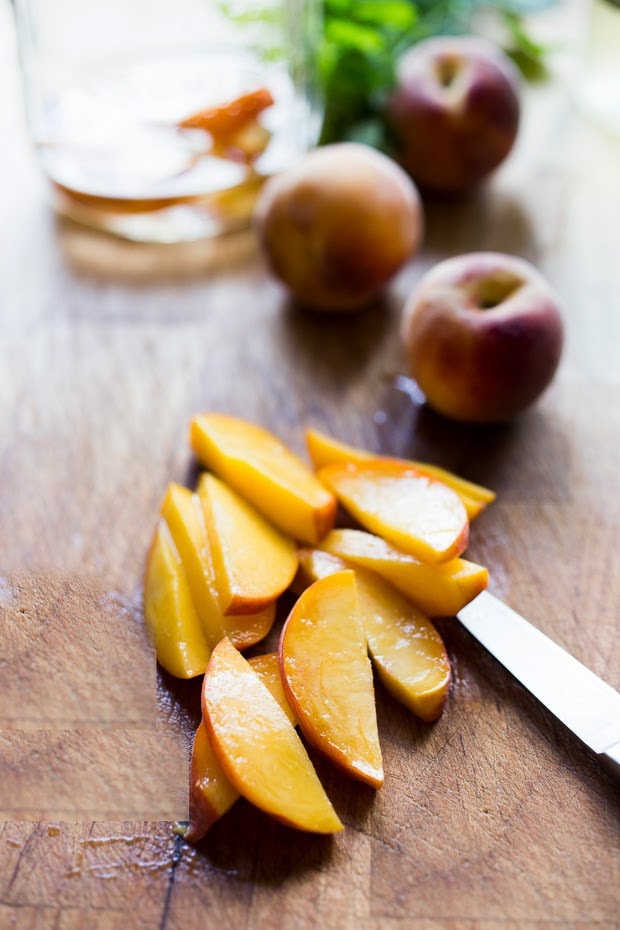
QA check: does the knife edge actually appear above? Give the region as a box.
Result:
[457,591,620,758]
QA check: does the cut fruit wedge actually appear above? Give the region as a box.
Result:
[295,550,450,722]
[317,460,469,564]
[184,721,239,843]
[178,87,274,137]
[319,529,488,617]
[247,653,297,726]
[143,520,211,678]
[279,571,383,788]
[305,428,495,519]
[190,413,336,545]
[161,483,274,650]
[203,638,342,834]
[184,653,296,843]
[197,472,297,616]
[291,548,347,597]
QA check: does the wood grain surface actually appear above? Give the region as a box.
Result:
[1,2,618,928]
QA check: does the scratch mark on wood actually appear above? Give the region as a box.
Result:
[158,831,184,930]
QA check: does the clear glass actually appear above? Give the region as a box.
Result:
[576,0,620,137]
[14,0,322,241]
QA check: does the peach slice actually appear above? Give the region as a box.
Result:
[184,721,239,843]
[320,529,488,617]
[317,460,469,564]
[203,638,342,834]
[305,427,495,519]
[291,548,347,596]
[294,547,351,589]
[184,653,296,843]
[294,550,450,721]
[197,473,297,616]
[161,483,274,650]
[279,570,383,788]
[178,87,274,136]
[177,88,274,164]
[190,413,336,545]
[359,574,451,722]
[248,653,297,726]
[143,520,211,678]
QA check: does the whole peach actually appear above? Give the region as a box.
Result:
[401,252,564,423]
[254,143,423,311]
[387,37,520,193]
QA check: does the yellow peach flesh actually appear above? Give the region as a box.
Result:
[184,653,296,843]
[203,638,342,834]
[197,472,297,616]
[295,550,450,721]
[320,529,488,617]
[305,427,495,519]
[279,570,383,788]
[184,721,239,842]
[248,653,297,726]
[190,413,336,545]
[161,483,274,650]
[354,570,450,722]
[143,520,211,679]
[317,461,469,564]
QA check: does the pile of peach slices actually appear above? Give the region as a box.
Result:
[144,414,495,840]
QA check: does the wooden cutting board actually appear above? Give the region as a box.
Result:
[1,4,618,928]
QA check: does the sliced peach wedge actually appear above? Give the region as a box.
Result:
[280,570,383,788]
[190,413,336,545]
[317,460,469,564]
[184,721,239,843]
[161,483,275,650]
[143,520,211,679]
[294,550,450,722]
[203,638,342,834]
[196,472,297,616]
[247,653,297,726]
[183,653,296,844]
[320,529,488,618]
[305,427,495,520]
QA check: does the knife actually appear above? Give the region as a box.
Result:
[457,591,620,785]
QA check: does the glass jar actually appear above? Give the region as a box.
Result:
[13,0,323,241]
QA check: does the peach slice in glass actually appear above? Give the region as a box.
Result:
[190,413,336,545]
[203,638,342,834]
[320,529,488,617]
[305,427,495,519]
[161,483,274,650]
[197,473,297,616]
[294,550,450,722]
[184,653,296,843]
[317,460,469,564]
[178,87,274,136]
[143,520,211,679]
[279,570,383,788]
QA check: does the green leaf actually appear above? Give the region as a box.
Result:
[317,0,559,145]
[324,18,387,54]
[501,8,551,80]
[353,1,418,31]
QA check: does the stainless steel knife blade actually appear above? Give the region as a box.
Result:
[457,591,620,784]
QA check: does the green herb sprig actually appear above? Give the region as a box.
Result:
[318,0,556,148]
